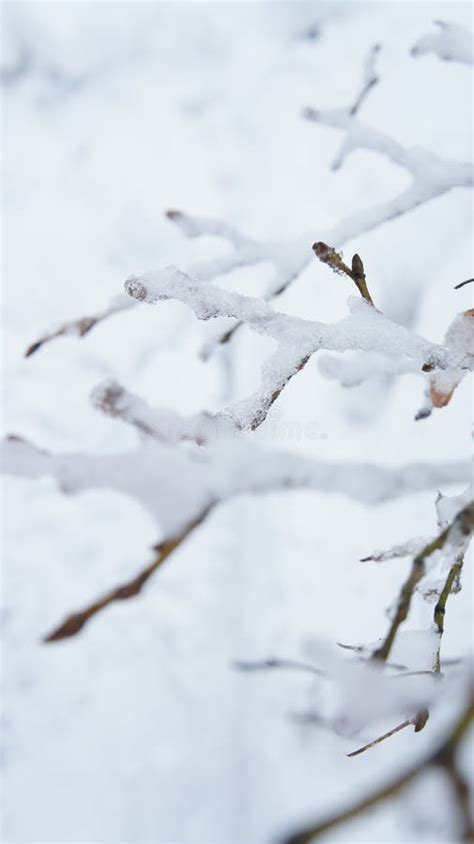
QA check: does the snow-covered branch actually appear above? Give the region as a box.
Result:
[303,105,473,186]
[125,265,473,429]
[91,380,234,445]
[2,420,469,640]
[25,44,473,363]
[165,42,473,357]
[165,209,256,252]
[349,43,381,116]
[315,283,473,420]
[4,430,469,532]
[411,20,474,66]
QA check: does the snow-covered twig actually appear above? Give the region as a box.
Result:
[349,43,381,116]
[371,502,474,664]
[338,490,473,754]
[411,20,474,66]
[233,658,324,677]
[23,210,268,359]
[318,308,473,419]
[360,537,428,563]
[166,209,312,359]
[91,380,234,444]
[301,41,473,273]
[165,209,256,252]
[303,99,473,188]
[24,296,133,357]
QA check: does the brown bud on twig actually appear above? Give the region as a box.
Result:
[313,242,374,306]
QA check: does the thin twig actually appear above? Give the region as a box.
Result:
[25,299,132,357]
[250,352,311,430]
[454,278,474,290]
[25,316,98,357]
[347,509,471,757]
[433,554,465,672]
[233,658,324,677]
[363,506,472,753]
[347,696,432,758]
[349,44,381,116]
[347,719,412,757]
[337,641,408,670]
[371,502,474,663]
[44,506,213,642]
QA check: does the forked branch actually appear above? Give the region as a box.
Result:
[371,502,474,664]
[25,44,473,360]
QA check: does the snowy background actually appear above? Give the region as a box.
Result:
[1,2,473,842]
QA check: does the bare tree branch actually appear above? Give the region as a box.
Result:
[24,296,133,358]
[433,554,465,673]
[455,278,474,290]
[44,506,213,642]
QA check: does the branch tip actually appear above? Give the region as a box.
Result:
[454,278,474,290]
